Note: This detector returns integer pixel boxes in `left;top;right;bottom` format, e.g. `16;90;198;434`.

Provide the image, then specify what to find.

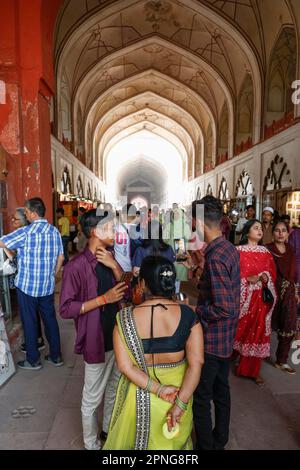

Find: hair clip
160;270;173;277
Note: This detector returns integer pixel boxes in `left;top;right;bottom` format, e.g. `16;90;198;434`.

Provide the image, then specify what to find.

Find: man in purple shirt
192;196;240;450
60;209;127;450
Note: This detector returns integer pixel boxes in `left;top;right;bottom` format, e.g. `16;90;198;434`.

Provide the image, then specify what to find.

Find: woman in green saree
104;256;204;450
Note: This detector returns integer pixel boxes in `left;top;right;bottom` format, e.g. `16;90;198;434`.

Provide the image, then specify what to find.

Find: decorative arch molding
55;0;262;108
96;108;195;180
58;70;71;141
86;70;215;167
71;35;234;156
218;101;229;160
90;91;204;165
94;186;98;202
265;26;297;126
86;69;215;131
87;182;92;200
235;170;254;197
206;183;213;196
236;73;254;148
263;154;292;192
100;119;191;183
218;177;230;201
76;175;84;198
60;165;72;194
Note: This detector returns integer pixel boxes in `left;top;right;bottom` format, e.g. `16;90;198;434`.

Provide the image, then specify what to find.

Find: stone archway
262;155;292;213
234;169;255;215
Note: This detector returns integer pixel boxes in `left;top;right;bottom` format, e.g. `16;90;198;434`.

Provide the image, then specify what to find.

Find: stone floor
0;280;299;450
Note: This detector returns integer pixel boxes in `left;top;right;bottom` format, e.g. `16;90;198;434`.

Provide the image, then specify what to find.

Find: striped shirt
1;219;63;297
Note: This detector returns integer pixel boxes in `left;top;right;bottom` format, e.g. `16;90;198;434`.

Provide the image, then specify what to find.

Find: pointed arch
235;170;254;198
263;155;292;192
218;101;229;161
265;26;297;126
218;177;230;201
204;123;213;172
236;73;254;148
206;183;213;196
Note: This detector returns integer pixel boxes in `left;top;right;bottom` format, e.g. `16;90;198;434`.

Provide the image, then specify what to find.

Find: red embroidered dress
233;245;277;377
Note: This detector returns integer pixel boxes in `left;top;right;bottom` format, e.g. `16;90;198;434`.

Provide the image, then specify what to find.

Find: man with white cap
262;206;274;245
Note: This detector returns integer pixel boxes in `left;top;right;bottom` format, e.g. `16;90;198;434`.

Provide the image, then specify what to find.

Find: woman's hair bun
159;264;176;292
139;256;176;298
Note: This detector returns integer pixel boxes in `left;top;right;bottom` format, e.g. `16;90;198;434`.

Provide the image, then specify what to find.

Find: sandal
273;362;296;375
254;376;265;386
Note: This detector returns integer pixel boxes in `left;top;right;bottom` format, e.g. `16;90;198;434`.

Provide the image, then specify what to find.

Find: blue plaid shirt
1;219;63;297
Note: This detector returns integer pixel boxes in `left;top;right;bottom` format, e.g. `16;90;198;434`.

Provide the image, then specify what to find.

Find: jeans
61;236;70;264
16;289;62;365
81;351;120;450
193;353;231;450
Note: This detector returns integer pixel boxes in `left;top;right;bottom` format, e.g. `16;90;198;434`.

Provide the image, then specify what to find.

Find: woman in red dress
267;221;299;374
233;220;277;386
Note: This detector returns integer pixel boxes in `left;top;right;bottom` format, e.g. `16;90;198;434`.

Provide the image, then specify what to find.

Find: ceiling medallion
144;0;180;32
143;44;163;54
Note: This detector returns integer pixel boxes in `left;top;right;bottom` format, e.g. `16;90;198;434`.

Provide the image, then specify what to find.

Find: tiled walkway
0;282;299;450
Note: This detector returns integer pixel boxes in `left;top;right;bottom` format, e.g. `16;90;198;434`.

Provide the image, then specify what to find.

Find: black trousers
193;353;231;450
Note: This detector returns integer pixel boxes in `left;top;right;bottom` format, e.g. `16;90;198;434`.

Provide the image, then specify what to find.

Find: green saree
103;306;193;450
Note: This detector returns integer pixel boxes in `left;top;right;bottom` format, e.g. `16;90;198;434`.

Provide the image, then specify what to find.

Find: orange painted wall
0;0;63;226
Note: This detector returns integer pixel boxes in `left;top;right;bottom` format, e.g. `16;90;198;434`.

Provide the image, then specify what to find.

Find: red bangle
102;295;107;304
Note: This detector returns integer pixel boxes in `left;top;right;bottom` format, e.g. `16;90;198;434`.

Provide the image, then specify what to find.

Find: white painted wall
186;122;300;215
51;136;106;202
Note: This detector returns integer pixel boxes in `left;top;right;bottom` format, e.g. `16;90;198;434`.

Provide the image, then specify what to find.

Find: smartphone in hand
120;271;133;286
174;238;188;261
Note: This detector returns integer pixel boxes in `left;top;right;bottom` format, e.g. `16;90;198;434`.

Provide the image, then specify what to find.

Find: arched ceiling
86;70;214;139
117;156;167;194
91;91;203;147
55;0;296;70
92;95;202;177
106;130;184;204
101;118;191;181
54;0;298;193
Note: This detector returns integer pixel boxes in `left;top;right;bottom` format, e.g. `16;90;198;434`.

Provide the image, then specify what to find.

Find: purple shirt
60;247;113;364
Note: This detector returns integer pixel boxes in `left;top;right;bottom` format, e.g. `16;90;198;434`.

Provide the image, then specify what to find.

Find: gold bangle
81;303;85;315
95;296;101;307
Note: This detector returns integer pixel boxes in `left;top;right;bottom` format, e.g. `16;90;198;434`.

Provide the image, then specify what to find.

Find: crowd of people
0;195;299;451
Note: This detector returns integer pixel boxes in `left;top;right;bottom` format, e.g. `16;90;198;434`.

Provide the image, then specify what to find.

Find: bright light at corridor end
105;130;185;207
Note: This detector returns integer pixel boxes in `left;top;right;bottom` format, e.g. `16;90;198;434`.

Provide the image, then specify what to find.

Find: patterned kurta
233;245;277;359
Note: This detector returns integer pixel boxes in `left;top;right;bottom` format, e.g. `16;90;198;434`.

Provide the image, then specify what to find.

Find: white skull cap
262;207;274;214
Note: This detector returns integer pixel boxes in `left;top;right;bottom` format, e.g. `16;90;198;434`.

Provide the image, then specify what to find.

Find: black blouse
141;304;199;354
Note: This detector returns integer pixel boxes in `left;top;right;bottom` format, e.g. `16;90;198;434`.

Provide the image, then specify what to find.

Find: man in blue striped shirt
0;198;64;370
